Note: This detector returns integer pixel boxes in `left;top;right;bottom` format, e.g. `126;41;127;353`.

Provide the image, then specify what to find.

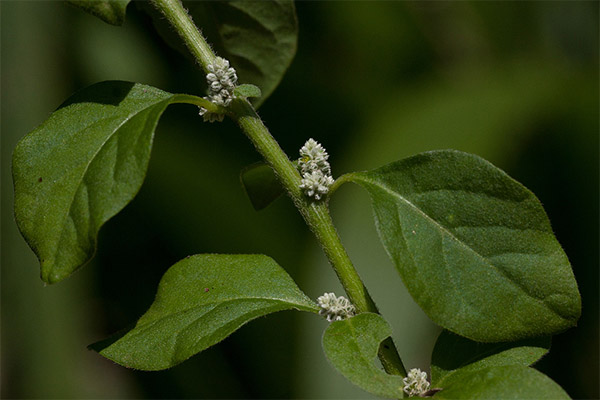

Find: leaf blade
141;0;297;107
94;254;318;370
67;0;129;26
13;81;208;284
322;313;405;398
431;330;551;386
240;162;284;211
347;150;580;342
432;365;570;399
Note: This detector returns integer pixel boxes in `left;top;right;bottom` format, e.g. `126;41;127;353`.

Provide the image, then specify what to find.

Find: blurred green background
2;1;598;398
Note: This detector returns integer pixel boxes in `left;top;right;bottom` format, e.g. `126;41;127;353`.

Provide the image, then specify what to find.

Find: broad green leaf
322;313;404;399
345;150;580;342
140;0;297;107
13;81;213;284
431;330;550;386
432;365;570;399
67;0;129;26
93;254;318;370
240;162;284;211
235;84;262;99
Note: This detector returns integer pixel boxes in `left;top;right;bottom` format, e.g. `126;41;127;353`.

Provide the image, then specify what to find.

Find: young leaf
235;84;262;99
13;81;213;284
322;313;404;399
344;150;580;342
432;365;570;399
240;162;284;211
140;0;297;107
92;254;319;370
67;0;129;26
431;330;550;386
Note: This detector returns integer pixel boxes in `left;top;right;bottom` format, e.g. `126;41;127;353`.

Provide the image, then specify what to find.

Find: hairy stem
151;0;407;379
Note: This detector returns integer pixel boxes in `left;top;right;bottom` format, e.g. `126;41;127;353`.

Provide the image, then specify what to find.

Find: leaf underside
139;0;297;108
240;162;284;210
322;313;405;399
348;150;580;342
430;330;551;386
93;254;318;370
67;0;130;26
13;81;206;284
432;365;570;399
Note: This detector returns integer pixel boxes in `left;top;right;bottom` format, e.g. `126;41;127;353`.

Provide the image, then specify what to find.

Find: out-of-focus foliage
2;1;597;399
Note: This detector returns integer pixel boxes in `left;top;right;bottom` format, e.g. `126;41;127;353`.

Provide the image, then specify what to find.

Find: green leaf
13;81;212;284
140;0;297;107
235;84;262;99
67;0;129;26
240;162;284;211
322;313;404;399
92;254;318;370
431;330;550;386
345;150;580;342
432;365;570;399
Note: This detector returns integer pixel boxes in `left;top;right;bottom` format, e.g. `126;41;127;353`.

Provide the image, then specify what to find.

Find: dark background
2;1;598;398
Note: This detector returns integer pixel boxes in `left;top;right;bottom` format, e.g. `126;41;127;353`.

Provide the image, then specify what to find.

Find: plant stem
149;0;216;71
151;0;407;379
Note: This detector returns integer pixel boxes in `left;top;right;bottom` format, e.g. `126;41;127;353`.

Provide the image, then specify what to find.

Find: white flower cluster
403;368;431;397
317;292;356;322
298;139;334;200
199;57;238;122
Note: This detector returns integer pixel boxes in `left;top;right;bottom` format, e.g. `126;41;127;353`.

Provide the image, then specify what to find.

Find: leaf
92;254;319;370
432;365;570;399
13;81;213;284
431;330;550;386
345;150;581;342
67;0;129;26
240;162;284;210
322;313;404;399
140;0;297;107
235;84;262;99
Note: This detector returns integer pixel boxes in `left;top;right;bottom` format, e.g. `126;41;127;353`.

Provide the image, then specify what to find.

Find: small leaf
431;330;550;386
240;162;284;211
235;84;262;99
13;81;212;284
67;0;129;26
140;0;297;107
346;150;580;342
322;313;404;399
93;254;319;370
432;365;570;399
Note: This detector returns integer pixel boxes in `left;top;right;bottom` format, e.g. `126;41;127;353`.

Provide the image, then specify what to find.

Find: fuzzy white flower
317;292;356;322
403;368;431;397
299;138;331;175
298;138;334;199
199;57;238;122
300;170;334;200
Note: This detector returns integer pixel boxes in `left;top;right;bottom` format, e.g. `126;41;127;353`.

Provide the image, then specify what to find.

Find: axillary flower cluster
403;368;431;397
317;292;356;322
199;57;238;122
298;139;334;200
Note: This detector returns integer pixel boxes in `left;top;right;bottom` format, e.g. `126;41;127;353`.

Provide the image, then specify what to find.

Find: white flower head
300;170;334;200
199;57;238;121
298;138;334;200
317;292;356;322
403;368;431;397
299;138;331;175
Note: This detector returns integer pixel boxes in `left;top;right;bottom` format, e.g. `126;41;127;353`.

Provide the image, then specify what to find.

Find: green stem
151;0;407;379
149;0;216;71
